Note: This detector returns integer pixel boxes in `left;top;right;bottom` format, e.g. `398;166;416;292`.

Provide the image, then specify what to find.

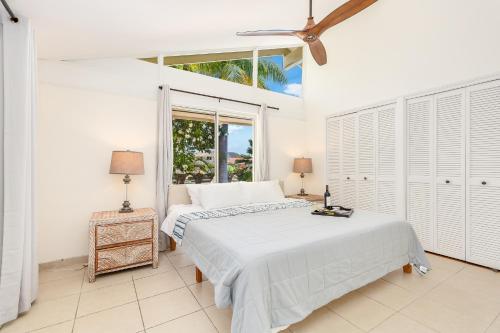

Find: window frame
148;44;304;99
172;106;256;184
256;47;303;97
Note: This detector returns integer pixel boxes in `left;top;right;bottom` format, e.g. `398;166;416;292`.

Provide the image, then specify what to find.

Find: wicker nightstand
286;194;323;202
88;208;158;282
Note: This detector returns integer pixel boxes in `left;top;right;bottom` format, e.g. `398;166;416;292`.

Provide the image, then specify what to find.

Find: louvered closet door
377;104;397;215
341;114;357;208
435;89;466;260
407;96;434;251
466;80;500;269
326;117;342;205
357;110;376;211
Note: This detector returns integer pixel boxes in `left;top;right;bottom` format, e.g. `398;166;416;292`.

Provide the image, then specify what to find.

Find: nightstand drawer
96;220;152;247
96;243;152;272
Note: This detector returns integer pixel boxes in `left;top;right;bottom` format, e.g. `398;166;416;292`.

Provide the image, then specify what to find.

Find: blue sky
261;55;303;97
227;124;252;154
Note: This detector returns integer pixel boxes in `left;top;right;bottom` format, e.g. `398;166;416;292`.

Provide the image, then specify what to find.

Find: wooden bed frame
166;183;412;283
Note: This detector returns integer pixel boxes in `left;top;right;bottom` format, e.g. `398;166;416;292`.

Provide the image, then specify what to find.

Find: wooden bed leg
403;263;412;274
195;266;203;283
169;236;176;251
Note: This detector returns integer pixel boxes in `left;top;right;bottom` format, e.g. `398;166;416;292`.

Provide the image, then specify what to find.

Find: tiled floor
1;250;499;333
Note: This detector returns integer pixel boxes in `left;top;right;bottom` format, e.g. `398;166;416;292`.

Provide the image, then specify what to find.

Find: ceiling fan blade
308;38;327;66
310;0;377;36
236;29;303;37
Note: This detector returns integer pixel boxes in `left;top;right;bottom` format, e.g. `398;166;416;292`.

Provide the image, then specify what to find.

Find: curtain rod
1;0;18;22
158;86;279;111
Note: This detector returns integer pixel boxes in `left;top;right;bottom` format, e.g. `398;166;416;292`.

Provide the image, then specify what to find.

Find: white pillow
185;184;202;206
241;180;285;204
197;182;246;210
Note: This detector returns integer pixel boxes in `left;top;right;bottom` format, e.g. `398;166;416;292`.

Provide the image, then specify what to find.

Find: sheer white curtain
155;85;173;251
255;103;270;181
0;16;38;325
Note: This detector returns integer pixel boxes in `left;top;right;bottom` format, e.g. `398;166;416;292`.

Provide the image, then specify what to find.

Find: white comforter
163;203;429;333
162;204;204;236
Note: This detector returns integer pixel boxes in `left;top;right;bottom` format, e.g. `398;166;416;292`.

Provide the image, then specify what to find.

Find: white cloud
283;83;302;97
228;125;244;134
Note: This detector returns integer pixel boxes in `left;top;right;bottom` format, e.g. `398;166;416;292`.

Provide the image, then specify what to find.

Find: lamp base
297;188;308;196
119;200;134;213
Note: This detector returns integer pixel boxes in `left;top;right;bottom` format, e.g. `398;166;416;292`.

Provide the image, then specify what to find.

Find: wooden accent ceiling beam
142;48;301;66
284;47;303;69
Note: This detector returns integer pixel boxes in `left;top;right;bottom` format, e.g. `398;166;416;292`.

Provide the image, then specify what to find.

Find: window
218;117;253;183
140;47;303;97
172;110;216;184
172;110;254;184
258;47;303;97
143;51;254;87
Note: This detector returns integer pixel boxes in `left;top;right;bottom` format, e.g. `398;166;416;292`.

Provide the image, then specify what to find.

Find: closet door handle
364;177;367;180
347;177;350;180
481;181;487;185
445;180;450;184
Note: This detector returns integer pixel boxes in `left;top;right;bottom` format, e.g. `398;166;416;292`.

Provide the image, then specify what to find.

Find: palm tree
171;58;287;90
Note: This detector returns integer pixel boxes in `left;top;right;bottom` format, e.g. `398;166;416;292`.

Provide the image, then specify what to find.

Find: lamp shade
293;158;312;173
109;151;144;175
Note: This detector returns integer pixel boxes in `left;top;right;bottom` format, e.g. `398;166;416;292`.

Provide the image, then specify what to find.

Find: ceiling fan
236;0;377;66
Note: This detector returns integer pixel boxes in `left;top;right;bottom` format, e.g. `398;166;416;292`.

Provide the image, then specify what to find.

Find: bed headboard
167;184;192;208
167;181;285;209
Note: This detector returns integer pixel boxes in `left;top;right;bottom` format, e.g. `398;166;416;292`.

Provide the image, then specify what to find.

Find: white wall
37;59;306;263
303;0;500;194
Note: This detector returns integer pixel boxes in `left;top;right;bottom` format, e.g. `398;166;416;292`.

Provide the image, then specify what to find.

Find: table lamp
293;157;312;196
109;150;144;213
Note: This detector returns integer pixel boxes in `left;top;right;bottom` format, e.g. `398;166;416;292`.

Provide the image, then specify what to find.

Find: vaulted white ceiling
9;0;346;60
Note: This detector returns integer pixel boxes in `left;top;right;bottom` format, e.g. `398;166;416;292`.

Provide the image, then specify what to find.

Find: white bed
162;183;429;333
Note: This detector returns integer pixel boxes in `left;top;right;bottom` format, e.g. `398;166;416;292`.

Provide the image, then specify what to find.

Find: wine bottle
324;185;332;209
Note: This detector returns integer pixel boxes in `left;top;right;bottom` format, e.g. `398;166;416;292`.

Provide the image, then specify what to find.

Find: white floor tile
204;305;232;333
358;279;417;310
189;281;215;308
30;320;74;333
328;291;394;331
401;297;492;333
369;313;434;333
73;302;143;333
77;281;136;317
37;274;83;302
290;307;363;333
0;295;78;333
134;269;185;299
146;310;216;333
139;287;200;328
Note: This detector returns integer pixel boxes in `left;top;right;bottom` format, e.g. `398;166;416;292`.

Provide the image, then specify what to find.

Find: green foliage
235;139;253;182
227;164;238;182
173;119;214;175
193;159;214;175
236;168;253;182
257;58;288;89
171;58;287;90
173;119;254;183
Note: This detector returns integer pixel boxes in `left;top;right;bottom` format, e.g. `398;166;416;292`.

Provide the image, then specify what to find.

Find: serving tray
311;206;353;218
